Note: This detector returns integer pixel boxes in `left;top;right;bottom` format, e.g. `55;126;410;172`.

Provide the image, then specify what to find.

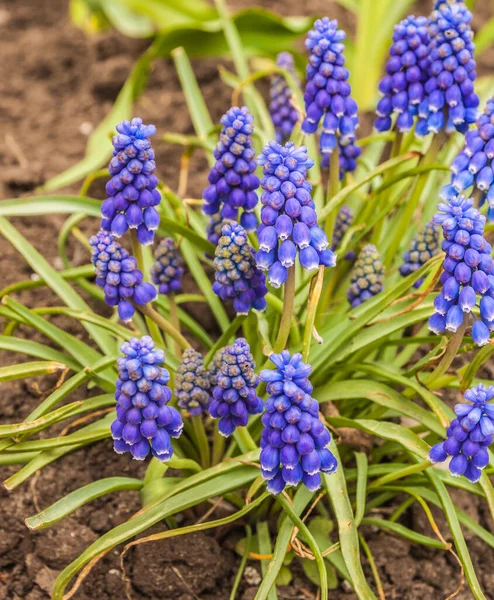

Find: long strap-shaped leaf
324;441;377;600
0;217;114;355
26;477;143;529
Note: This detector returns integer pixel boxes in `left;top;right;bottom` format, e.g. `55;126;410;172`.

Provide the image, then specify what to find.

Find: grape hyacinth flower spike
399;221;440;287
213;221;268;314
270;52;300;142
90;230;156;322
202;106;259;232
210;338;263;436
151;237;184;295
375;15;431;133
429;195;494;346
442;98;494;219
175;348;211;416
111;336;183;461
347;244;385;307
260;351;338;494
331;205;355;260
256;141;336;287
302;17;360;177
429;383;494;482
101;118;161;246
416;0;479;136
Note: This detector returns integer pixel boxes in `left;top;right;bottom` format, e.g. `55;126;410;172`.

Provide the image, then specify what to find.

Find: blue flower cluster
347;244;385;307
151;237;184;295
206;213;226;247
331;205;355;259
89;230;156;322
111;336;183;461
375;15;431;133
259;351;338;494
301;17;360;176
175;348;211;416
213;221;268;314
101;118;161;246
416;0;479;136
429;383;494;482
429;195;494;346
270;52;300;142
442;98;494;219
202;106;259;232
256;141;336;287
210;338;263;436
399;221;440;287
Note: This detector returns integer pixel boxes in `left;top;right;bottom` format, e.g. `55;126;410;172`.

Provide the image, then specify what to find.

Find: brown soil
0;0;494;599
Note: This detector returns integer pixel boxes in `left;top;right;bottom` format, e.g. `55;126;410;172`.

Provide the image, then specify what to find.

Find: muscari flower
331;205;355;260
175;348;211;416
399;221;440;287
442;98;494;220
256;141;336;287
429;383;494;482
210;338;263;436
111;336;183;461
213;221;268;314
207;347;226;389
375;15;431;133
270;52;300;142
90;230;156;322
347;244;385;307
302;17;360;177
260;351;338;494
202;106;259;232
429;195;494;346
206;213;226;247
416;0;479;136
101;118;161;246
151;237;184;295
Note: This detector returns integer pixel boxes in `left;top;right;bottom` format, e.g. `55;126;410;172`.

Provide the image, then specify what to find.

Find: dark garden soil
1;0;494;598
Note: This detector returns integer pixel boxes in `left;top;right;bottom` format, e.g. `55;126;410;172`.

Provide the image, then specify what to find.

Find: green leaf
100;0;155;37
0;336;80;371
257;521;277;600
26;477;143;529
354;453;368;527
323;441;377;600
361;517;444;549
316;380;443;436
0;217;114;356
0;361;67;383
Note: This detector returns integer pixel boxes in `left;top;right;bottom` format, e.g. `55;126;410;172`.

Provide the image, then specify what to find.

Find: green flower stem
139;304;191;351
424;322;467;389
143;458;168;487
230;525;252;600
324;145;341;243
212;422;226;465
168;292;181;356
273;267;296;353
192;415;211;469
234;425;258;453
129;230;164;346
